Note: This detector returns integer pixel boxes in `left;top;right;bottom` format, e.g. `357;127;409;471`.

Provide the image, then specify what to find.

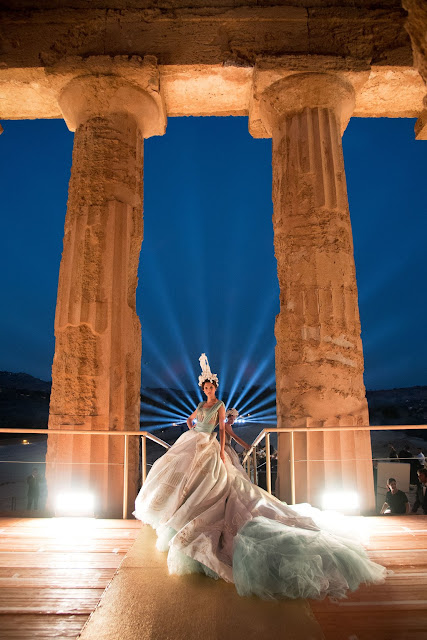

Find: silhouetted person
416;448;426;467
398;445;412;460
412;469;427;515
388;444;398;460
27;468;40;510
398;445;419;484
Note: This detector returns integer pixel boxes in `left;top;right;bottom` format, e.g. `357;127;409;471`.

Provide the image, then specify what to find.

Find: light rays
226;292;278;409
137;117;280;429
232;352;275;410
237;374;276;414
142;339;195;413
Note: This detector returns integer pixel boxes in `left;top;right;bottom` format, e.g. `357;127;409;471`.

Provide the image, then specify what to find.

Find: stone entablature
0;4;411;69
1;3;424;124
0;59;424;122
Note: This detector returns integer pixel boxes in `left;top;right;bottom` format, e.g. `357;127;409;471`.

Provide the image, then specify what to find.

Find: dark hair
387;478;396;484
202;379;218;389
418;468;427;476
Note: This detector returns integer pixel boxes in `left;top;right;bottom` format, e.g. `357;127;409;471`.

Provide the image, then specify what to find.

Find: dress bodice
194;400;224;434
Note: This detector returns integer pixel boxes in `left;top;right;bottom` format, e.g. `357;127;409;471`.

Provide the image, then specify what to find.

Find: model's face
227;415;236;426
203;382;216;397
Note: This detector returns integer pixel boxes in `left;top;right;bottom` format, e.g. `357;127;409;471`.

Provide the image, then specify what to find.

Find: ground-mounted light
321;490;360;512
22;439;29;445
54;491;96;517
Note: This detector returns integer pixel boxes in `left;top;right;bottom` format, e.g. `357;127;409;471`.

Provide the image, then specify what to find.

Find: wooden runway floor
0;517;139;640
310;515;427;639
0;516;426;640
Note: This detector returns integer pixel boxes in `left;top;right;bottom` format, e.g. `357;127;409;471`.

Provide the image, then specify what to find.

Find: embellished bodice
194;400;224;434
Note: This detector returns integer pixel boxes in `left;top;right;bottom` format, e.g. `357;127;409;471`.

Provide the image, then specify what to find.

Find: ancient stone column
403;0;427;139
46;70;165;517
259;72;375;512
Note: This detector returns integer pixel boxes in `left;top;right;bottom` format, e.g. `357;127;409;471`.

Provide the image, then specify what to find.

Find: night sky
0;116;426;401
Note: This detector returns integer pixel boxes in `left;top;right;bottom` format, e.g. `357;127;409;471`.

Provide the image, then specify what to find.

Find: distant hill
367;386;427;427
0;372;426;432
0;372;51;393
0;372;51;430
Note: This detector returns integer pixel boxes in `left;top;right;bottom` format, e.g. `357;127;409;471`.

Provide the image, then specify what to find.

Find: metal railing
1;423;425;516
242;424;427;503
0;427;170;518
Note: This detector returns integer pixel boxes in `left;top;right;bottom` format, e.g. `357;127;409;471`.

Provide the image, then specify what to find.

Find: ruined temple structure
1;1;426;516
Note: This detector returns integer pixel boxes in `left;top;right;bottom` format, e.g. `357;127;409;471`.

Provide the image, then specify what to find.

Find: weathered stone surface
0;2;424;122
403;0;427;138
46;73;163;517
260;73;375;511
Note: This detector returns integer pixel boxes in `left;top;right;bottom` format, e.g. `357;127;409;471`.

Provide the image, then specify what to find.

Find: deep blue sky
0;116;426;394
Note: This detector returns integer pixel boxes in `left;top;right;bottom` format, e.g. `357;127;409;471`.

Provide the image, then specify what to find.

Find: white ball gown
134;399;386;600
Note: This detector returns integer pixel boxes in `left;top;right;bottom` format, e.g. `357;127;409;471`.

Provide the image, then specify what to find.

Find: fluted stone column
46;71;165;517
259;72;375;511
403;0;427;139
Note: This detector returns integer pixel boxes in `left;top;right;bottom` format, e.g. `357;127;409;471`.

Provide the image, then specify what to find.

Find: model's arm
187;408;197;430
218;404;226;463
225;423;250;450
380;502;389;515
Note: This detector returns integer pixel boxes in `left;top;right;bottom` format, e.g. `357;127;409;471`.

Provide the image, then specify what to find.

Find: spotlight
321;490;360;512
55;491;95;517
22;439;30;445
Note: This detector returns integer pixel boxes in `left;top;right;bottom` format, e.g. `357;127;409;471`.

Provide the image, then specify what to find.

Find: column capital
256;72;355;137
55;55;166;138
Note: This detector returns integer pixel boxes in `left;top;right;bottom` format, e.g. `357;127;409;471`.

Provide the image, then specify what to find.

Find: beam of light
243;409;277;421
242;417;278;425
232;351;274;410
226;292;278;409
141;404;189;420
237;377;276;415
241;404;277;419
145;265;203;399
143;339;196;411
141;385;194;417
237;389;276;417
141;406;188;421
142;415;187;424
226;356;251;411
142;363;194;414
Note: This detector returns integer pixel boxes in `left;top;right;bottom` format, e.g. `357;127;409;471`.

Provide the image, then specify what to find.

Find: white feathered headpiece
226;407;239;419
198;353;219;388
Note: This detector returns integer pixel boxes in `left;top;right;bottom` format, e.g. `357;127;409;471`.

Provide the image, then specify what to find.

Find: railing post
122;434;129;520
141;434;147;484
290;430;296;505
252;447;258;485
265;432;272;495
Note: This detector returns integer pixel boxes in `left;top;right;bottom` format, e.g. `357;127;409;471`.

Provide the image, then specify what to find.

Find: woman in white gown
134;355;386;600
